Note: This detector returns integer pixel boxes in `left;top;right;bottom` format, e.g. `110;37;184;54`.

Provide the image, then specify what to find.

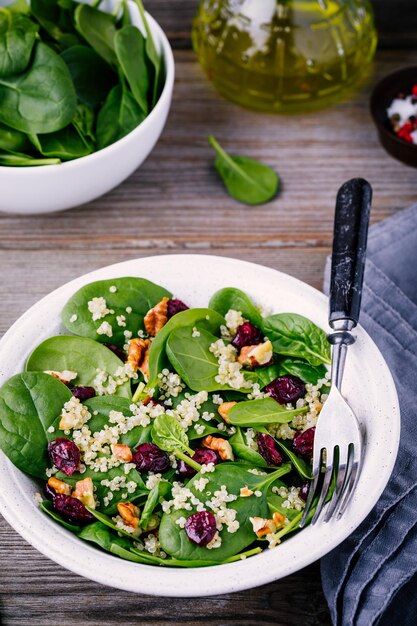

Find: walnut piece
218;401;237;424
238;340;273;368
202;435;234;461
127;338;151;380
250;512;287;537
45;369;77;385
48;477;71;496
144;297;169;336
72;477;95;509
117;502;140;529
111;443;133;462
240;486;254;497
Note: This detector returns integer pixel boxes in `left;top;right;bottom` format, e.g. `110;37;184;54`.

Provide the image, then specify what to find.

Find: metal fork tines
300;328;362;527
299;177;372;528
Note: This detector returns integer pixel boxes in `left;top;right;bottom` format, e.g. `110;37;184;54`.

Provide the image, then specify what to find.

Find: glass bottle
192;0;377;113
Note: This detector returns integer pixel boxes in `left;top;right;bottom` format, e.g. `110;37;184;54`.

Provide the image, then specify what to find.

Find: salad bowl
0;255;400;596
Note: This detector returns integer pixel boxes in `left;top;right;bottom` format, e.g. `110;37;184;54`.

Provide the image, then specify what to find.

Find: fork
299;178;373;527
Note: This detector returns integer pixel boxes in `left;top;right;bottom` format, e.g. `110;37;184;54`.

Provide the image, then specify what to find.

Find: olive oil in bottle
192;0;377;113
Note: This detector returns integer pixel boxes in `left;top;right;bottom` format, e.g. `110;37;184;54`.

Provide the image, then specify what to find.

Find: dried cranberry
231;322;264;350
265;375;306;405
185;511;217;546
167;299;189;319
256;433;283;466
48;438;80;476
53;494;95;526
70;386;96;401
177;448;220;478
104;342;126;361
132;443;170;473
299;481;310;502
44;482;57;501
293;427;315;458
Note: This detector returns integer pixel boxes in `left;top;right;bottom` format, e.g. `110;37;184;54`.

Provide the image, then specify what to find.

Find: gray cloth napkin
321;203;417;626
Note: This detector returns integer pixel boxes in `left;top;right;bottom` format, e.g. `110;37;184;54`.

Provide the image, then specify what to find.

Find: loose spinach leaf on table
262;313;331;366
159;462;291;561
62;277;171;348
96;83;146;150
74;3;117;67
0;9;39;78
0;372;72;479
84;396;152;448
61;45;117;109
30;123;93;160
0;42;77;134
228;398;308;427
40;499;82;533
26;336;132;398
166;326;236;393
115;25;149;115
209;287;263;328
208;135;279;206
146;308;225;393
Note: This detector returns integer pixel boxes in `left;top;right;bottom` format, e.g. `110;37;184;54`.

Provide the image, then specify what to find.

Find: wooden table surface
1;3;417;624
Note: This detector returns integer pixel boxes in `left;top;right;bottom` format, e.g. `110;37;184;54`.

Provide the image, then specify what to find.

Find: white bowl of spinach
0;0;174;214
0;255;399;596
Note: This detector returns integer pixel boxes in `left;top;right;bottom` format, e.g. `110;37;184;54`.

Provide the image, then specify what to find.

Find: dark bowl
370;66;417;167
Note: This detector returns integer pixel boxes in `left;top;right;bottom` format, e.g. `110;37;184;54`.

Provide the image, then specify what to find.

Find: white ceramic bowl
0;255;400;596
0;1;174;215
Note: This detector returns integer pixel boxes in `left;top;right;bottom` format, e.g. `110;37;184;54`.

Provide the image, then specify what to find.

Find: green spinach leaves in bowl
0;0;163;166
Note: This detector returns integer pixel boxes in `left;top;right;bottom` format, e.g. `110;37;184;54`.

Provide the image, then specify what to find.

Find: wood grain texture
0;34;417;626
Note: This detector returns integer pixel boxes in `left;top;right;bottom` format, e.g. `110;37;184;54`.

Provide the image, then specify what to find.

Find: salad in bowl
0;276;332;568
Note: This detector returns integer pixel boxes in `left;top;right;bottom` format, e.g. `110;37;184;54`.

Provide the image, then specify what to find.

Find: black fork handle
329;178;373;328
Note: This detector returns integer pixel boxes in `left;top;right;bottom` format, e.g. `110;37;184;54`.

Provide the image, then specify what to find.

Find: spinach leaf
58;465;148;515
79;521;132;552
134;0;161;107
84;396;152;448
0;9;39;78
166;326;235;393
273;437;313;479
267;491;300;521
31;0;80;48
0;123;32;153
26;336;132;398
209;287;263;327
229;427;268;466
139;480;171;530
30;123;93;160
263;313;331;366
62;277;171;348
208;135;279;206
0;42;77;134
228;398;308;427
152;414;193;455
187;421;221;441
277;357;328;385
85;506;137;540
115;25;149;115
72;103;95;143
146;308;225;394
74;4;117;66
96;82;146;150
159;462;291;561
39;499;82;533
0;372;72;479
0;152;60;166
252;363;282;389
61;44;117;109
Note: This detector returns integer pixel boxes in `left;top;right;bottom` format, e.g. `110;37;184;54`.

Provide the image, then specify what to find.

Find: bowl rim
0;254;401;596
0;8;175;174
370;65;417;149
